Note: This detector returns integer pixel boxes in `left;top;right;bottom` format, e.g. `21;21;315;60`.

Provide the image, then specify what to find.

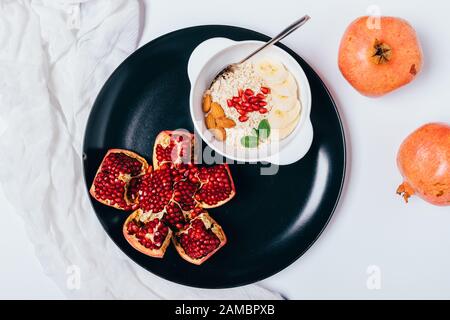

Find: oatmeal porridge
202;57;301;150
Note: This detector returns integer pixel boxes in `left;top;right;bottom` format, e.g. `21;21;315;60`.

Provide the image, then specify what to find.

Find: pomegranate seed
226;99;233;107
260;87;270;94
232;97;240;103
237;109;247;116
137;230;146;239
175;223;184;229
238;89;244;97
259;101;267;107
252;104;260;111
239;115;249;122
259;108;268;114
242;102;250;108
244;88;254;96
256;93;265;100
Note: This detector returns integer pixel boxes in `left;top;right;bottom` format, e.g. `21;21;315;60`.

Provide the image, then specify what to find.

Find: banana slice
268;99;301;129
253;57;289;85
278;115;300;139
271;93;297;111
270;73;298;97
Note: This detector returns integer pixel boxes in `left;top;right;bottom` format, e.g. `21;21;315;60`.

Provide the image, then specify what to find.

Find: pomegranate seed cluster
178;218;221;259
137;169;173;213
90;131;234;264
227;87;271;122
154;133;192;167
195;166;234;206
173;180;198;211
92;151;145;210
163;201;185;230
127;218;169;249
155;142;175;165
105;152;143;176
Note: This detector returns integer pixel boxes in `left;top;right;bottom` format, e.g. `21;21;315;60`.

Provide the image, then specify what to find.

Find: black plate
83;25;346;288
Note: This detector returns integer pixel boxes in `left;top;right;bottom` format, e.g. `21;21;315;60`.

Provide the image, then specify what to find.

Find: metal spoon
215;15;311;80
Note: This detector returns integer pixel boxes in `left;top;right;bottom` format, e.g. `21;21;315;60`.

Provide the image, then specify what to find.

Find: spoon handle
239;15;311;64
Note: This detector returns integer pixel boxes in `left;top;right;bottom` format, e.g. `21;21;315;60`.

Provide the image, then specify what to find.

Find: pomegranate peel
172;212;227;265
123;209;172;258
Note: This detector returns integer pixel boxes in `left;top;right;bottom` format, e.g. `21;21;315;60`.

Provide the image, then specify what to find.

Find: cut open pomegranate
134;167;174;214
194;164;235;208
152;131;235;208
90;149;149;210
126;166;188;231
172;211;227;265
152;130;195;169
123;209;172;258
90;131;236;265
128;163;234;230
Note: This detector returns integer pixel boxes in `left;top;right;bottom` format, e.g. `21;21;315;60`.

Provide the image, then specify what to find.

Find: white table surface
1;0;449;299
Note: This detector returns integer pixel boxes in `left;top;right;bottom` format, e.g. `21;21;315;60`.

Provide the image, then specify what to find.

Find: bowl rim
189;39;312;163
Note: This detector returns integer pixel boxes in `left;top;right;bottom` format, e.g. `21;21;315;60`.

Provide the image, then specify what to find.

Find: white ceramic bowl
188;37;313;165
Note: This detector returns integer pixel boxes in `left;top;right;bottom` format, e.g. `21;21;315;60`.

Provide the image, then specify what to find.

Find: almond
210;102;225;118
202;94;212;113
210;127;226;141
216;117;236;128
205;113;216;129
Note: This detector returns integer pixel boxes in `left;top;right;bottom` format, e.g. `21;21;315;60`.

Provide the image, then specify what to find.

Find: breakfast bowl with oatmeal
188;37;313;165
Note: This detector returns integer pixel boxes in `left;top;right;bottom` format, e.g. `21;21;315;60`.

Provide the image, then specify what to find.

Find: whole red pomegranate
397;123;450;206
339;16;423;97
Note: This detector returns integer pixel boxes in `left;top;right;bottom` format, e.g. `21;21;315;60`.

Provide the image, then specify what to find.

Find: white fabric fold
0;0;281;299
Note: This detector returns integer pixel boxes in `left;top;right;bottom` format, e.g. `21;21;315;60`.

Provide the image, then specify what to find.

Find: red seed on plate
242;95;247;102
232;97;240;103
259;101;267;107
238;89;244;97
227;99;233;107
237;109;247;116
259;108;268;114
249;97;258;103
256;93;265;100
260;87;271;94
244;89;254;96
242;102;250;108
239;115;249;122
252;104;260;111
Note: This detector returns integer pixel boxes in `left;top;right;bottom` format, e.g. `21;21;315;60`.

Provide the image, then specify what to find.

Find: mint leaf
257;119;271;140
251;128;258;137
241;135;259;148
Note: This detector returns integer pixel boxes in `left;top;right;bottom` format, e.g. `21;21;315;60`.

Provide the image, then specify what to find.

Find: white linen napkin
0;0;281;299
